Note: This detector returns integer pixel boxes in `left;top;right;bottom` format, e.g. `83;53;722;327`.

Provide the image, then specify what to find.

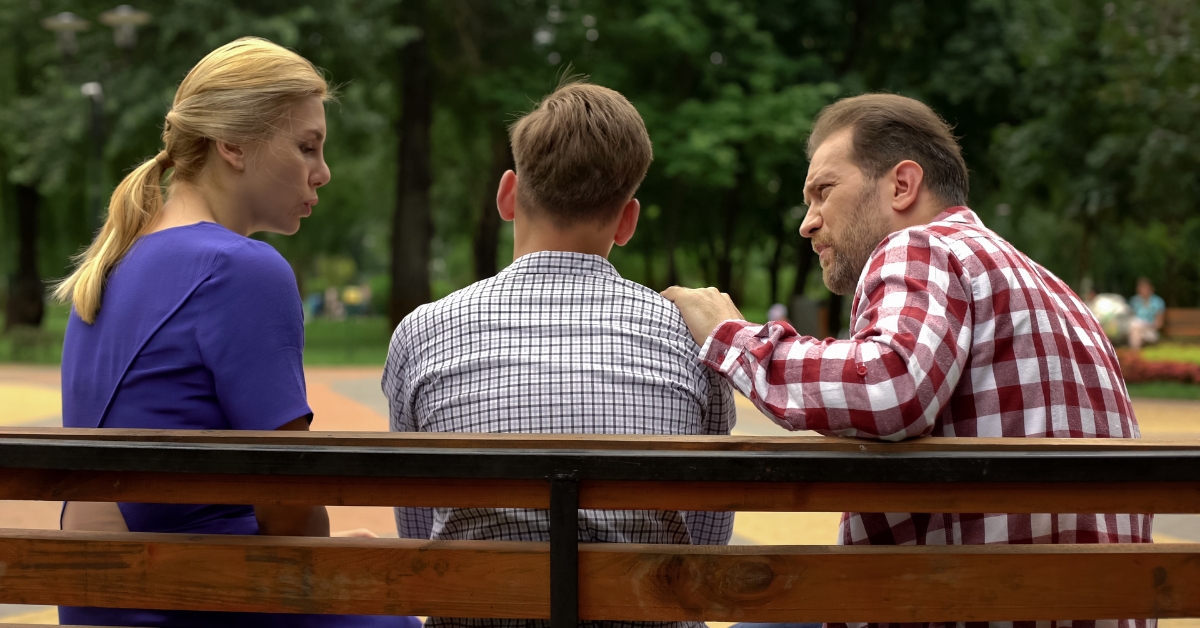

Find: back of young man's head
509;79;653;228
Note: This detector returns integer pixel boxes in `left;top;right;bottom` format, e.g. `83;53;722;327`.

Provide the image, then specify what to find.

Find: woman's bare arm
254;416;331;536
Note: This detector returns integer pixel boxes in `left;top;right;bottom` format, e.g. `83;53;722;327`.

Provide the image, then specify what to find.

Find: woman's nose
313;159;331;188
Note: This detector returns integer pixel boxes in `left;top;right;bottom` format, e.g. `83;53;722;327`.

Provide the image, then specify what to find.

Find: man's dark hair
806;93;969;207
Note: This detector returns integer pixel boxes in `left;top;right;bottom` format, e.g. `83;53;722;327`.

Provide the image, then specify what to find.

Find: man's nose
799;206;821;239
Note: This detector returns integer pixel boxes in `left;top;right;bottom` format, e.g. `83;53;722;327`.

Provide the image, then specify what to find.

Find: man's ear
890;160;924;213
214;140;247;172
613;198;640;246
497;170;518;222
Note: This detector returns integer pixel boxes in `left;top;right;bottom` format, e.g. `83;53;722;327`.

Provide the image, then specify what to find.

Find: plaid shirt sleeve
682;371;737;545
383;324;435;540
699;228;974;442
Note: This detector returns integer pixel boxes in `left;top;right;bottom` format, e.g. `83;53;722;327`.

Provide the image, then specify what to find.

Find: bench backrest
1165;307;1200;340
1;428;1199;625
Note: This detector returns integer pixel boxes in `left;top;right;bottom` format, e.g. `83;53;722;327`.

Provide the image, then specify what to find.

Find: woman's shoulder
145;223;296;299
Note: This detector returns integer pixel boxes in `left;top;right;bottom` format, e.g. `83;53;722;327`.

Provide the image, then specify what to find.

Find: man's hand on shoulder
660;286;746;346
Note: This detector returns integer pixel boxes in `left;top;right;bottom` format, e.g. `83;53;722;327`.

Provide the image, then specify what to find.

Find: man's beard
816;183;891;296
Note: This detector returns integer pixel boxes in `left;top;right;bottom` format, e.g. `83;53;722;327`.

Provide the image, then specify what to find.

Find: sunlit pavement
2;364;1199;625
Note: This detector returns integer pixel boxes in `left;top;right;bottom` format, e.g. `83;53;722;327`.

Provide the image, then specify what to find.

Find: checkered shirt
700;207;1152;628
383;250;736;628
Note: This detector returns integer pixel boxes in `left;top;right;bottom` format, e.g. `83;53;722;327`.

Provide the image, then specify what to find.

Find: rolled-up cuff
698;319;761;373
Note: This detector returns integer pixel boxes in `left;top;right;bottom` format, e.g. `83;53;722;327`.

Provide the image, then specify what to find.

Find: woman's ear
215;140;247;172
497;170;518;222
613;198;641;246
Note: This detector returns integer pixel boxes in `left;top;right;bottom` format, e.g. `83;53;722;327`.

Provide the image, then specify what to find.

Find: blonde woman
56;38;418;628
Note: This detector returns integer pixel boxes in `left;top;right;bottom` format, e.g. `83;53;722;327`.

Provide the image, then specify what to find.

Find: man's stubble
820;182;892;296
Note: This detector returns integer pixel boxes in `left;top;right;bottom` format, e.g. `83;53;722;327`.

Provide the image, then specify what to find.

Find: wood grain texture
4;469;1200;513
0;469;549;508
2;427;1199;452
0;530;549;618
580;543;1200;622
1;530;1197;621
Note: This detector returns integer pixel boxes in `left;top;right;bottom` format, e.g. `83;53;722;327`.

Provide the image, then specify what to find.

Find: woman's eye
300;144;315;154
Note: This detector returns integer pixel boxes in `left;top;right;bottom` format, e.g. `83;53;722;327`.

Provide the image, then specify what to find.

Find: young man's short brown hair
509;79;653;227
807;93;969;207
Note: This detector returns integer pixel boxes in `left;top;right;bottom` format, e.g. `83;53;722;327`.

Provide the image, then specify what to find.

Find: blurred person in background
54;37;416;628
1129;277;1166;350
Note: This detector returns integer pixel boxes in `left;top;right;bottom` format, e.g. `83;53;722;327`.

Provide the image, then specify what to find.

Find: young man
665;94;1149;627
383;80;735;628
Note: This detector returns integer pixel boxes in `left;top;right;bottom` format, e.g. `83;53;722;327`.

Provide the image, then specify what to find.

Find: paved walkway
1;364;1198;624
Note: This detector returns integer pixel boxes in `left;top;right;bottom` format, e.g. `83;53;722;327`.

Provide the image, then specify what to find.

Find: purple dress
60;222;418;628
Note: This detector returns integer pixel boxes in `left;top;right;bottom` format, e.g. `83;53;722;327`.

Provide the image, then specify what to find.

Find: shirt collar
933;205;981;225
500;250;621;279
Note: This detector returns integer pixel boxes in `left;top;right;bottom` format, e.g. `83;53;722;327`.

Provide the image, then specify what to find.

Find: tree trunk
5;183;45;330
389;0;433;329
767;235;782;305
827;291;844;339
473;132;512;281
716;155;745;298
791;242;815;302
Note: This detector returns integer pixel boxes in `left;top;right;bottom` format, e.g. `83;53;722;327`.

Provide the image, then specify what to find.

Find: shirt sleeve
194;241;311;432
698;228;973;442
383;322;434;539
682;370;737;545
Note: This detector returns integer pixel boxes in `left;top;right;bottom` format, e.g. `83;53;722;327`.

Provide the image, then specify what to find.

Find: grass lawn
6;309;1200;398
303;316;392;366
0;305;392;366
1126;381;1200;401
1142;342;1200;366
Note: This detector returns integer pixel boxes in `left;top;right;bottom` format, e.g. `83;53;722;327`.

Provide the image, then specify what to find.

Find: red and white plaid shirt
701;207;1151;627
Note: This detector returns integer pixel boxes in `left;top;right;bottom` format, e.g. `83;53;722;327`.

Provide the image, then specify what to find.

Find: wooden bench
1165;307;1200;341
1;427;1199;624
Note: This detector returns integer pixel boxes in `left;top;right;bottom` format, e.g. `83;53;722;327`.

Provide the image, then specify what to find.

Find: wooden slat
1;530;1198;621
582;543;1200;622
5;468;1200;513
2;427;1199;452
0;530;548;619
0;469;549;508
1165;308;1200;338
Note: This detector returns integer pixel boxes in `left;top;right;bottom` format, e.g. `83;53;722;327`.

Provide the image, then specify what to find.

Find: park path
1;364;1199;625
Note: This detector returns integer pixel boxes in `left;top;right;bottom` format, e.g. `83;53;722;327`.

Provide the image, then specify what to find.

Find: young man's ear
497;170;518;222
613;198;640;246
890;160;924;213
214;140;247;172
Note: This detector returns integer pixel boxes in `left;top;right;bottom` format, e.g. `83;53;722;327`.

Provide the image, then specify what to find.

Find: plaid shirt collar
934;205;979;225
501;250;621;279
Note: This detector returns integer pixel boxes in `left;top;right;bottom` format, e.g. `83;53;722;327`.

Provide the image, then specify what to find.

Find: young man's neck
511;215;617;260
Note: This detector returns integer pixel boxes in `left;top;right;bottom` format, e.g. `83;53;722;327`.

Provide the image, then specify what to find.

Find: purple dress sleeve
193;239;312;430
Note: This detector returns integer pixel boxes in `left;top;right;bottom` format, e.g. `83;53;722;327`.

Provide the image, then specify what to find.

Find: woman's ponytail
51;36;329;325
52;152;170;324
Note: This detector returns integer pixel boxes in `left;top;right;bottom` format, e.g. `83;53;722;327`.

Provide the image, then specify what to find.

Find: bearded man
664;94;1150;583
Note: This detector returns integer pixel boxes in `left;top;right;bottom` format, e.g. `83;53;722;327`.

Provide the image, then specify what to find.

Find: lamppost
40;12;90;57
100;5;152;51
42;6;152;230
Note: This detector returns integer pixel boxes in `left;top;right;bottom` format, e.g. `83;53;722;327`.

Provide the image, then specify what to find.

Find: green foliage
2;0;1199;343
